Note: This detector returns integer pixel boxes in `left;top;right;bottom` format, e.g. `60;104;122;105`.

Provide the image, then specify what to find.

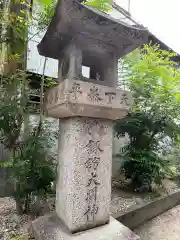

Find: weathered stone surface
57;40;119;87
56;117;113;233
30;213;139;240
35;1;137;238
45;79;132;120
37;0;148;60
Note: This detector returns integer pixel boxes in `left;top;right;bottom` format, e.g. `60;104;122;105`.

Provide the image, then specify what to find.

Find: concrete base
30;213;139;240
113;190;180;230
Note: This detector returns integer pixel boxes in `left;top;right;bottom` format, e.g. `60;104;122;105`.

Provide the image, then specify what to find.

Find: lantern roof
38;0;148;59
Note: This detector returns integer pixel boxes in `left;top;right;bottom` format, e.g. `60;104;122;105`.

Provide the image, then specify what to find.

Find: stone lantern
30;1;147;239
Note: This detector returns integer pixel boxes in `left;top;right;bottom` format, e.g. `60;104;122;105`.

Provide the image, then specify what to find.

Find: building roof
148;34;180;62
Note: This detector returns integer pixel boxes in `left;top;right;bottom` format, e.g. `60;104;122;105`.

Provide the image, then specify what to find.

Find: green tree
13;120;57;214
0;69;57;214
115;44;180;191
0;0;58;214
125;45;180;120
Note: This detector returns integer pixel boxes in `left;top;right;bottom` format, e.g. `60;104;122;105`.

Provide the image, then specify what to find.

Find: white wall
26;3;58;78
112;134;130;177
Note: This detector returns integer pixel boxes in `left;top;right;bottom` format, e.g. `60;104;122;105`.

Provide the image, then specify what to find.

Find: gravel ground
135;204;180;240
0;180;179;239
0;195;136;239
0;198;32;240
111;179;180;215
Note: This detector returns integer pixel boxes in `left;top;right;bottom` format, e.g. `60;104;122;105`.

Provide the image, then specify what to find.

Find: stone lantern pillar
30;0;147;239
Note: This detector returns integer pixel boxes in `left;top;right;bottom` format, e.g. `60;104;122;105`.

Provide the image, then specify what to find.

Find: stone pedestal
30;213;139;240
56;117;112;233
44;79;132;120
30;79;138;239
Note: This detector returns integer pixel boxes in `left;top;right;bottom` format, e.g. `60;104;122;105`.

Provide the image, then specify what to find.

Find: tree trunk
24;194;30;214
15;199;24;215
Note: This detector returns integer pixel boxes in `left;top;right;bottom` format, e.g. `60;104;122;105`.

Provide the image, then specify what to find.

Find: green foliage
0;71;29;149
10;234;28;240
36;0;55;6
0;70;57;214
122;150;166;189
0;0;31;57
115;112;175;190
83;0;112;12
115;112;180;152
12;120;57;213
0;0;59;213
37;0;56;31
116;44;180;191
124;44;180;119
